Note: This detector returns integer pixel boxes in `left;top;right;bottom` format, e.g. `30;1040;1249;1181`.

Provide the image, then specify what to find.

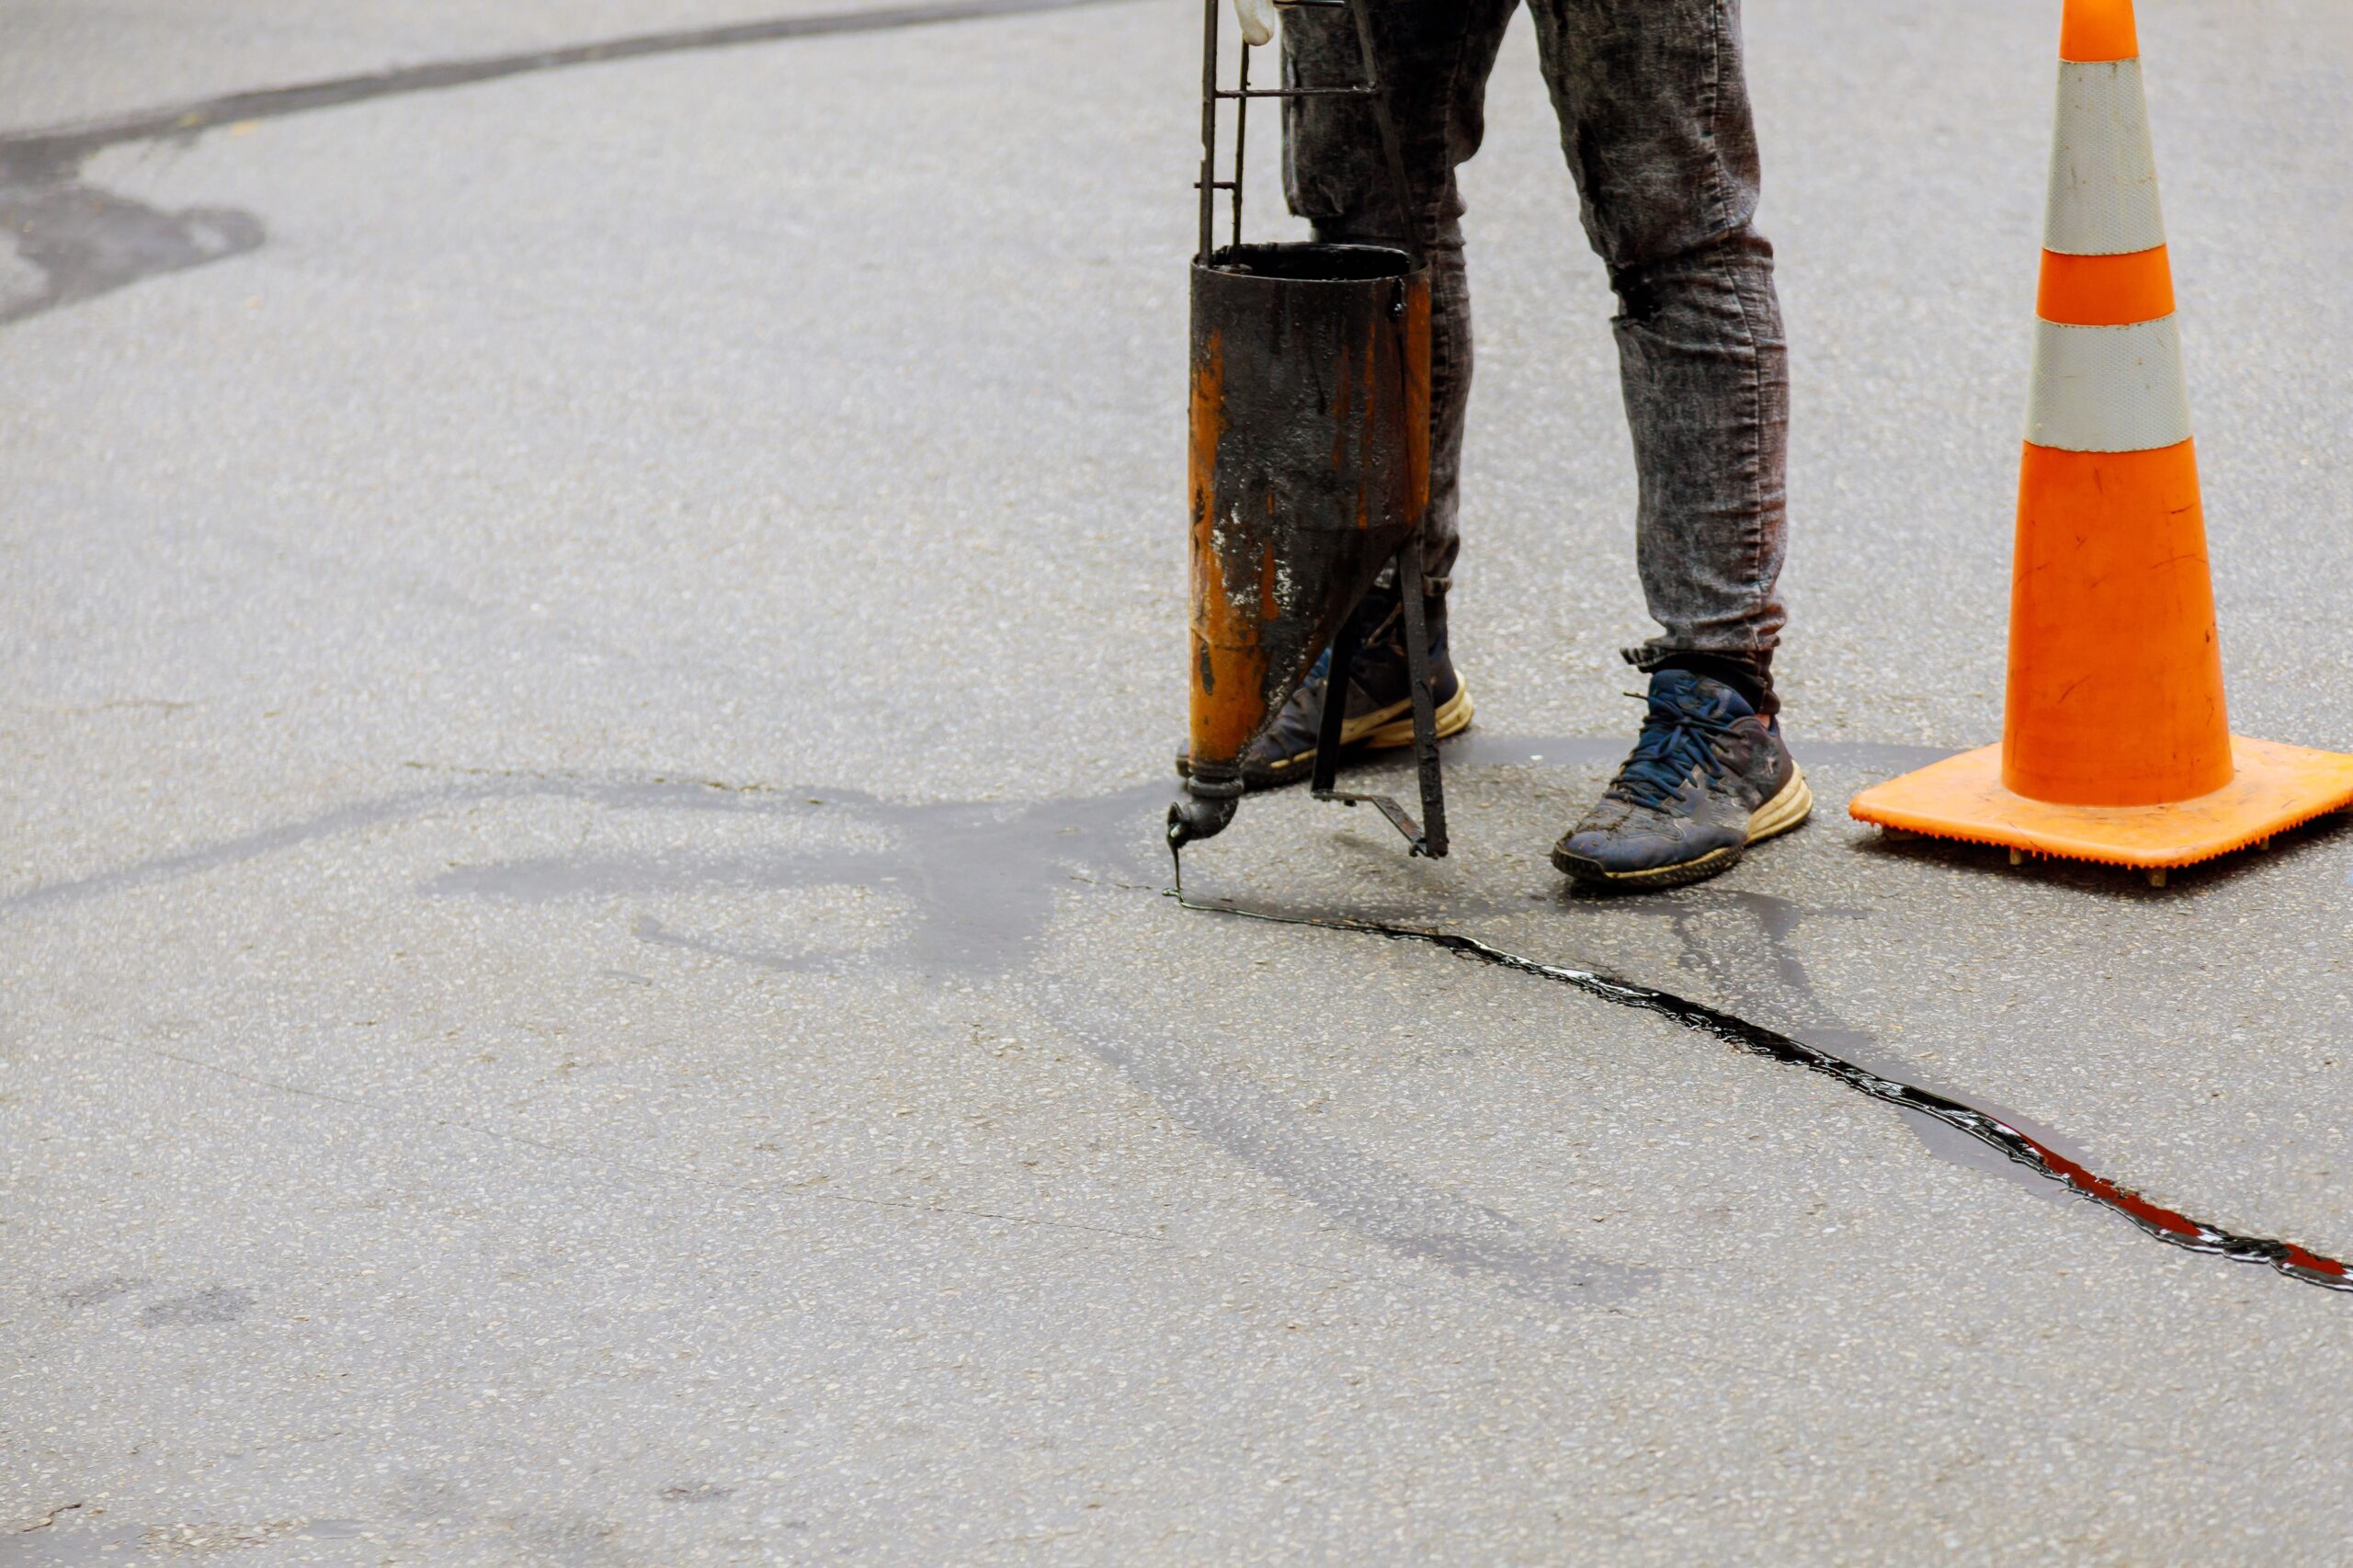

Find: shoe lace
1606;687;1745;812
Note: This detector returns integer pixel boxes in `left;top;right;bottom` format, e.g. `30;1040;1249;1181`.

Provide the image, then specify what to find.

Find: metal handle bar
1194;0;1422;268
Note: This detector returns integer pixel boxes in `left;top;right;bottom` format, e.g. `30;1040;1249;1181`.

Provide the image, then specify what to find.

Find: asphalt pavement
6;0;2353;1561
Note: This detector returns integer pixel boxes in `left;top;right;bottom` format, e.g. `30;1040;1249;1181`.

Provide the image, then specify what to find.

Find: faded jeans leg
1530;0;1790;695
1281;0;1790;702
1608;233;1789;676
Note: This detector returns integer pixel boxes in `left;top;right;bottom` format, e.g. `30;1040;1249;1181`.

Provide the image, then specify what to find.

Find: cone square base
1848;736;2353;869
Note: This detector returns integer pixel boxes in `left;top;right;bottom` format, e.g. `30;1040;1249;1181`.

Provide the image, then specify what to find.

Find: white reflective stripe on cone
2043;59;2165;257
2025;315;2194;453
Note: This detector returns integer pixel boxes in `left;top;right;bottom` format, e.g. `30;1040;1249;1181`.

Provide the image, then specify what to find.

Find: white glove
1232;0;1277;47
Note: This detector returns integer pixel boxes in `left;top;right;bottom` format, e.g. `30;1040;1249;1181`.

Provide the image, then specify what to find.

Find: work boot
1549;668;1812;892
1175;587;1473;791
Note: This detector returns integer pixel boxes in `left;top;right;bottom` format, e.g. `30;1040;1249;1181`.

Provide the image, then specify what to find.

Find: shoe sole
1551;766;1814;892
1179;684;1476;790
1745;766;1815;844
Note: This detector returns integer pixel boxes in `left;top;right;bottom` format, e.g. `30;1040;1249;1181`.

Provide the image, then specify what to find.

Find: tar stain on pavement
6;768;1163;978
1173;881;2353;1297
0;1516;372;1565
0;180;261;325
47;1277;261;1326
13;745;2349;1305
420;776;1169;977
1040;987;1662;1307
48;1276;150;1312
0;0;1143;327
135;1286;256;1327
405;776;1658;1303
1544;882;2097;1200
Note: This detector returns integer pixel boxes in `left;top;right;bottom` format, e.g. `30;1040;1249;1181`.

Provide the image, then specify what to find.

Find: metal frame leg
1393;533;1449;858
1309;616;1361;798
1309;539;1449;858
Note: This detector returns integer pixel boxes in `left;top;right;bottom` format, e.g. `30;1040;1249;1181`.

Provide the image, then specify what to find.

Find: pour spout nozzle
1166;792;1239;849
1168;767;1244;849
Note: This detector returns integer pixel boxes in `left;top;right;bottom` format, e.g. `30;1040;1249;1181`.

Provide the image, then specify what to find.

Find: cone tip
2060;0;2140;62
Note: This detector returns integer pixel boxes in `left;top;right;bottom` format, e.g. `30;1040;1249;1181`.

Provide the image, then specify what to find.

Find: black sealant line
1170;858;2353;1298
0;0;1142;179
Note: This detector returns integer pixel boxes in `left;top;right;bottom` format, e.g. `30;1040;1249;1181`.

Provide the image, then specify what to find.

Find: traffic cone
1850;0;2353;883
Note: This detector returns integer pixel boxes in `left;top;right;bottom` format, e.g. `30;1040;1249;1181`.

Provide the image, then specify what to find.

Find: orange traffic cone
1850;0;2353;882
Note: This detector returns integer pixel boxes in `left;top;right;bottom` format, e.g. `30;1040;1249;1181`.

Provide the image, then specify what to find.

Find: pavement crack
1173;889;2353;1298
17;1503;85;1533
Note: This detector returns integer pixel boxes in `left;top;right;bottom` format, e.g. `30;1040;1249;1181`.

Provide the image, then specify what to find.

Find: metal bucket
1171;239;1433;846
1168;0;1449;858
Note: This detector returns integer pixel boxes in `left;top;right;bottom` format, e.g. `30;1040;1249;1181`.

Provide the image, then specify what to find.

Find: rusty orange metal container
1169;241;1432;846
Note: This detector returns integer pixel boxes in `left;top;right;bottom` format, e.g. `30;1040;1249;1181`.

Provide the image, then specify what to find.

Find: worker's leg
1527;0;1789;709
1534;0;1807;890
1280;0;1518;599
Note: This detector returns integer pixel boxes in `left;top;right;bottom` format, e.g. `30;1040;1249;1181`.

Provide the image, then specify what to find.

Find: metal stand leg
1311;541;1449;858
1309;616;1361;799
1393;532;1449;858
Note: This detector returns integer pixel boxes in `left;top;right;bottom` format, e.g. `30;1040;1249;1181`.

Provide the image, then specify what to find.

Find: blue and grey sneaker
1550;668;1812;891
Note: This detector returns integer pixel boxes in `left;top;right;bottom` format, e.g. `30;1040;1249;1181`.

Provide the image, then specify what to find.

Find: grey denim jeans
1282;0;1790;685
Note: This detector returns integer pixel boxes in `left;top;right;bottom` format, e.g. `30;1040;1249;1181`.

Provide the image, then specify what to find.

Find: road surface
6;0;2353;1560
